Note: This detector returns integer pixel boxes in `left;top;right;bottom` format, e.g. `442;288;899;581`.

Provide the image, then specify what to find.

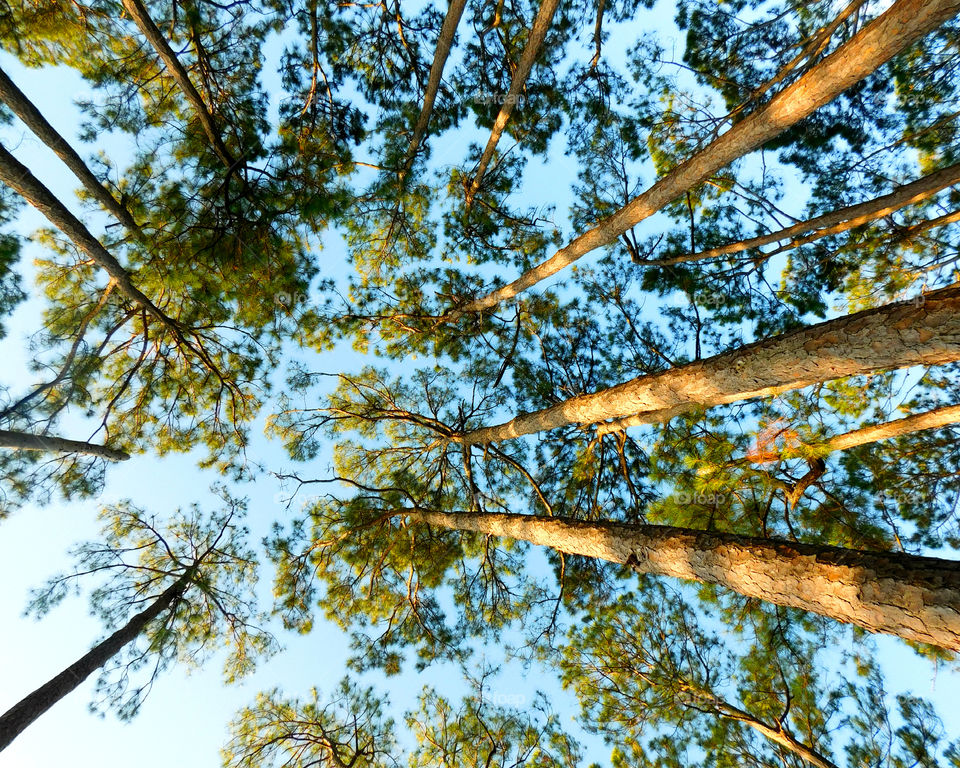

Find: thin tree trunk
463;0;561;205
455;0;960;313
402;508;960;650
0;429;130;461
0;143;170;325
0;573;190;752
0;65;143;236
120;0;235;169
640;161;960;268
457;283;960;444
714;700;840;768
399;0;468;176
0;142;226;381
813;403;960;454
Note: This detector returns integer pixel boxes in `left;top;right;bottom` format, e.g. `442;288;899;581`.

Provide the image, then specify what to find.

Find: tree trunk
464;0;561;205
399;0;468;175
0;573;190;752
714;700;840;768
403;508;960;650
0;143;219;376
816;403;960;453
641;161;960;268
0;429;130;461
120;0;235;169
459;283;960;444
0;65;143;236
456;0;960;313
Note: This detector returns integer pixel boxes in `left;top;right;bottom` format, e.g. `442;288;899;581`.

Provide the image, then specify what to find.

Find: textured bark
642;161;960;268
0;429;130;461
0;573;190;753
399;0;468;175
121;0;234;168
459;283;960;444
821;403;960;453
456;0;960;313
0;65;143;236
463;0;561;205
403;509;960;650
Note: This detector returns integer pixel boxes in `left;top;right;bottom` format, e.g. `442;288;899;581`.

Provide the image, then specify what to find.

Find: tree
459;283;960;444
0;491;273;752
454;0;960;314
223;675;582;768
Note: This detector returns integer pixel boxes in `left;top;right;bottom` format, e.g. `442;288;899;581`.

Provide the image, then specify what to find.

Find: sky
2;3;960;767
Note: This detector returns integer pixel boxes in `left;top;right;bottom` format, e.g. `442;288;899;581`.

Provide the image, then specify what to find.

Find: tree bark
463;0;561;205
455;0;960;313
458;283;960;444
816;403;960;453
0;429;130;461
640;161;960;268
0;573;190;753
402;508;960;650
120;0;235;169
399;0;468;176
0;65;143;236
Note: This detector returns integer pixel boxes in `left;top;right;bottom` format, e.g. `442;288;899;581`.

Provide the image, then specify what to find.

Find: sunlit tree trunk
120;0;235;168
818;404;960;453
459;283;960;444
714;700;839;768
641;161;960;267
0;65;143;236
403;508;960;650
464;0;561;205
0;572;190;753
456;0;960;313
399;0;468;175
0;429;130;461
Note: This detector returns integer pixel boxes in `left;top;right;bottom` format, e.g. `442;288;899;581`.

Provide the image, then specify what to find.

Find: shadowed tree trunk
0;143;223;376
459;283;960;444
120;0;235;169
455;0;960;313
464;0;561;205
399;0;468;176
0;65;143;236
0;571;191;753
640;161;960;267
401;508;960;650
0;429;130;461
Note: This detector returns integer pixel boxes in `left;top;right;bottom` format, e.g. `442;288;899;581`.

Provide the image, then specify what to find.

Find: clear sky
2;6;960;767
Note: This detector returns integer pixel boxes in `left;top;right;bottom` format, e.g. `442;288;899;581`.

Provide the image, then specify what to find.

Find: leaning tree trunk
0;572;190;753
455;0;960;313
402;509;960;651
642;161;960;268
0;429;130;461
0;143;221;375
399;0;468;176
120;0;234;169
0;65;143;236
814;403;960;454
464;0;561;205
459;283;960;444
714;700;840;768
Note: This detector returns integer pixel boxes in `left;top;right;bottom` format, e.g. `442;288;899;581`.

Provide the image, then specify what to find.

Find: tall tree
0;491;273;752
